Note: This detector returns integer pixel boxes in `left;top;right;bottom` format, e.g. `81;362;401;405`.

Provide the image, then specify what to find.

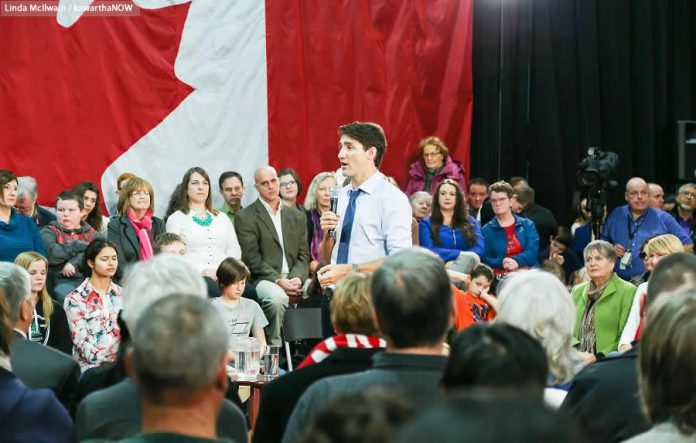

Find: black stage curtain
471;0;696;224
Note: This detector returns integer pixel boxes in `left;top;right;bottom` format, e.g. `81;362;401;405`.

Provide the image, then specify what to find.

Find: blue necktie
336;189;361;264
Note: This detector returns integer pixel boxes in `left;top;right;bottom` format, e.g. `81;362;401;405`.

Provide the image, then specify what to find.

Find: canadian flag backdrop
0;0;473;214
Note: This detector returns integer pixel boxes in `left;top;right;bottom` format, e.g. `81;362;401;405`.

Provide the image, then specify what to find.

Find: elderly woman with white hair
571;240;636;356
495;270;588;406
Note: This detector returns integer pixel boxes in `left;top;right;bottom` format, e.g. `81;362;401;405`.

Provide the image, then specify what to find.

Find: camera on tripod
576;147;620;239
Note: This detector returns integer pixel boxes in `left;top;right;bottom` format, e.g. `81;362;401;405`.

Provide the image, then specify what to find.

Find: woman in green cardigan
571;240;637;356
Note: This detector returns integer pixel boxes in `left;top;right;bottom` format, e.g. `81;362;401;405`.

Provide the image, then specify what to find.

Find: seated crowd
0;131;696;442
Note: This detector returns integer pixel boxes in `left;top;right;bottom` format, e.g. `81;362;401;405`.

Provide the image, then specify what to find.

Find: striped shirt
600;205;692;280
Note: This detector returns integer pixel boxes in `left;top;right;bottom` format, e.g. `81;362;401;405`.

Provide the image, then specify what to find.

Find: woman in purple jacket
404;136;466;196
419;180;484;264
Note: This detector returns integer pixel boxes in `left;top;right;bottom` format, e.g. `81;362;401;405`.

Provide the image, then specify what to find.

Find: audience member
629;236;656;287
217;171;245;224
0;169;47;262
166;167;242;283
41;190;103;302
509;176;529;188
467;177;489;222
572;196;592;235
74;181;109;235
111;172;137;216
0;287;74;443
14;252;72;355
282;247;451;443
539;226;580;283
562;253;696;442
108;177;165;279
418;179;484;267
481;181;540;277
452;264;497;331
441;324;547;399
304;171;338;273
297;389;415;443
163;183;182;222
75;255;246;442
663;192;676;212
404;136;465;196
670;182;696;241
235;165;309;346
0;262;79;414
15;176;56;227
279;167;306;213
647;182;665;209
571;196;606;263
619;234;682;351
123;295;242;443
601;177;692;280
513;185;558;251
64;239;122;371
399;396;584;443
496;270;587;405
153;232;186;256
298;272;385;368
571;240;636;356
253;272;385;443
408;191;432;221
627;289;696;442
540;259;566;283
318;122;412;285
211;257;267;348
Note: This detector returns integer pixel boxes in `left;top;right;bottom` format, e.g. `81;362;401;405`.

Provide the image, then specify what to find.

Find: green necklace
192;212;213;227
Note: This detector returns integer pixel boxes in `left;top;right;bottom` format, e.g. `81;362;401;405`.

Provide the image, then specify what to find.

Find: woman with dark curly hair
418;179;483;264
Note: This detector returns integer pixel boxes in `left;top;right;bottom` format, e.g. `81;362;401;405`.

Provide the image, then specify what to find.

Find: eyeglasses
680;191;696;199
639;251;648;260
130;191;150;197
423;152;442;158
279;180;296;188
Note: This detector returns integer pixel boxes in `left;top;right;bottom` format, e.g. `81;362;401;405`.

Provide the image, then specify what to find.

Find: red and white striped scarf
297;333;386;369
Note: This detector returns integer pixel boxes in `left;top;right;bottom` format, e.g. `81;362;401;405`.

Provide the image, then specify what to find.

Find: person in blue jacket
482;181;539;275
0;169;47;262
419;179;484;263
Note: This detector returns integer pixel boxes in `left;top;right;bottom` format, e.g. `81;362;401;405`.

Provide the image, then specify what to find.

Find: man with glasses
235;165;309;347
601;177;692;280
669;183;696;242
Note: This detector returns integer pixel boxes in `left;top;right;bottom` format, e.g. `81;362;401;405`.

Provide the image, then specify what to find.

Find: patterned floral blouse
64;278;123;371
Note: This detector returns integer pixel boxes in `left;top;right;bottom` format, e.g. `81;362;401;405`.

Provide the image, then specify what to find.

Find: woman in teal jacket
571;240;636;356
481;181;540;274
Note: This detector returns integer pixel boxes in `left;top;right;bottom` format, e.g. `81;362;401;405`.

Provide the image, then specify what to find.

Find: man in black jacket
0;262;79;414
513;185;558;252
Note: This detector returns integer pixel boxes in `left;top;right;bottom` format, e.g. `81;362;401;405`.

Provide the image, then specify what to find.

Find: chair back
282;307;324;341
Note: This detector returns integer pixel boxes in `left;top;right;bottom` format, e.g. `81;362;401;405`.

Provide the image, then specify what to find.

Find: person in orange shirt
453;264;498;331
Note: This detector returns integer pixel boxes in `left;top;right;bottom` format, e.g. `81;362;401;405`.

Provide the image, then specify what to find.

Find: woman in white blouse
166;167;242;281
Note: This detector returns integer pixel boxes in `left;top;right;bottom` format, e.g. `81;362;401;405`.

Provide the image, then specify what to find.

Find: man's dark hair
218;171;244;190
56;190;84;210
468;177;489;189
513;185;535;209
646;253;696;307
298;389;414;443
441;324;547;396
509;176;529;187
370;248;451;348
553;226;573;249
339;122;387;168
399;396;584;443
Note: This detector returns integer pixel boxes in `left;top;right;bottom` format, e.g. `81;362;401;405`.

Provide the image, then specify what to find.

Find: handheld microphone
328;187;340;239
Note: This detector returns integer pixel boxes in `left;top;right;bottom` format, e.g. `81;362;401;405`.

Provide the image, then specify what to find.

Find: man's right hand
614;244;626;258
319;211;340;234
276;278;302;296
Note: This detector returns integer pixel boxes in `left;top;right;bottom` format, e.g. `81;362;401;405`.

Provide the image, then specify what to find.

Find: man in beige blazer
235;166;309;346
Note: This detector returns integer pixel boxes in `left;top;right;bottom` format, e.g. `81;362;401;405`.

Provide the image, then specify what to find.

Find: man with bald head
601;177;692;280
647;183;664;210
235;166;309;346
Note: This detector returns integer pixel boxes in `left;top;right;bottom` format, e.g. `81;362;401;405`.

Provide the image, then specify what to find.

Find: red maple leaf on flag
0;1;194;206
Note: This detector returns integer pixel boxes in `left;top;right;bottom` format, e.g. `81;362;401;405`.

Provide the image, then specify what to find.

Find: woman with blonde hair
108;176;166;279
297;272;385;368
14;251;72;355
619;234;684;351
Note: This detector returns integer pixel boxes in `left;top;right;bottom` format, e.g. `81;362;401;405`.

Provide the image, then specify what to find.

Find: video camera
576;147;620;239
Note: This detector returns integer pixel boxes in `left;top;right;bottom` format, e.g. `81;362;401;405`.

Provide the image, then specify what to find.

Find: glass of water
261;345;280;379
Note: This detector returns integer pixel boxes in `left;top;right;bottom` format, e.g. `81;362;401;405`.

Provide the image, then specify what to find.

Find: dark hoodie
40;220;102;291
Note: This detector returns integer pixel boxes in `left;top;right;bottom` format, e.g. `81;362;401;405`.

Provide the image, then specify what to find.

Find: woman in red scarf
107;177;165;280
